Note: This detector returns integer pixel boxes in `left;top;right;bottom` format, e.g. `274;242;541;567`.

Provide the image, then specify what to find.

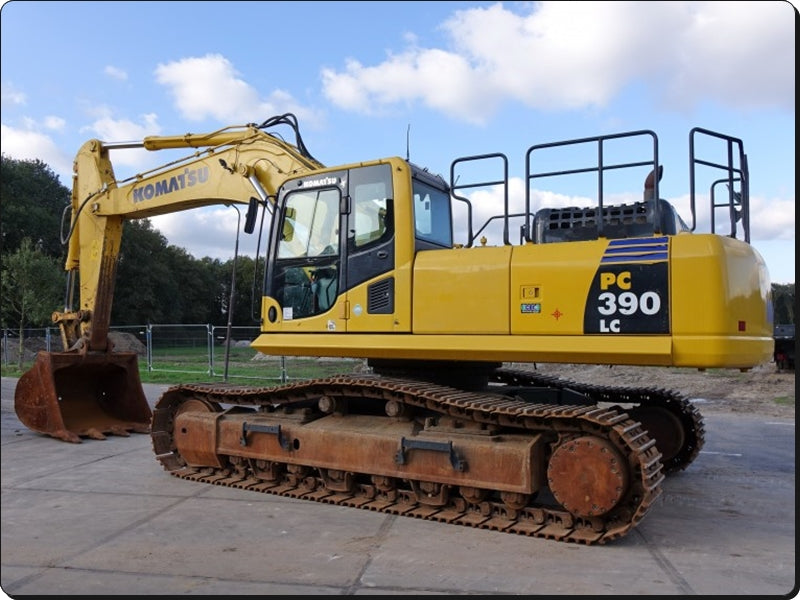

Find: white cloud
154;54;323;127
43;116;65;131
0;124;72;183
76;109;163;174
663;1;795;110
150;205;262;260
667;190;795;244
82;109;161;141
322;50;492;124
0;82;26;107
0;112;69;181
321;1;794;122
104;65;128;81
747;194;795;242
1;111;164;183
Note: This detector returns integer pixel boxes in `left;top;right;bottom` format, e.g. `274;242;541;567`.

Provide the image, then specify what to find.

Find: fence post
207;324;214;377
146;324;153;371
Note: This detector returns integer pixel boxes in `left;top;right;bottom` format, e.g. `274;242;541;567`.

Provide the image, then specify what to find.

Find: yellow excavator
14;114;773;544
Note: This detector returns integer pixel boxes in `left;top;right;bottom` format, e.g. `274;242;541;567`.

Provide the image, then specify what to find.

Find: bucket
14;351;153;443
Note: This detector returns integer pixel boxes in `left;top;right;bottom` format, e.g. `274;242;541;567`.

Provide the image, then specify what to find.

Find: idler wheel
627;405;685;464
547;436;628;518
175;397;220;417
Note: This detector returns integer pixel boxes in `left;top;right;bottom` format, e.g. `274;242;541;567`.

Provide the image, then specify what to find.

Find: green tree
0;238;63;368
112;219;181;325
111;220;226;326
0;154;69;259
162;248;223;325
771;283;795;325
219;255;264;327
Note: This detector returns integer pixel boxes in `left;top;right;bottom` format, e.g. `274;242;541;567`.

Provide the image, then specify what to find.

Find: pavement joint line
343;513;398;594
634;528;695;595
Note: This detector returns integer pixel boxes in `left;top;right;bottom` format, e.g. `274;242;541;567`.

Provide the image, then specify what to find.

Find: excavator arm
61;118;322;350
16;115;323;442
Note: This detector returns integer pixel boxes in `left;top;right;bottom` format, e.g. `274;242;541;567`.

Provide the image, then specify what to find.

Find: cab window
278;188;340;258
349;165;393;250
274;187;340;319
414;180;452;247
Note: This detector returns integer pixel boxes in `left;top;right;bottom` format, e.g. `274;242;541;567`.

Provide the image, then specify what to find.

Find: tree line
1;153;795;337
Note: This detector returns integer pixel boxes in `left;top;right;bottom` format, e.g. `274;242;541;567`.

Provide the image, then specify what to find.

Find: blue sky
1;1;795;283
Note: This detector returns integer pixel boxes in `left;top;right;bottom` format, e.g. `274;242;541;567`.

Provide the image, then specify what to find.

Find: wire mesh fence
1;324;364;383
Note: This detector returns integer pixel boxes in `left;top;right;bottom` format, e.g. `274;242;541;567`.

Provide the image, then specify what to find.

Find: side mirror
244;197;258;234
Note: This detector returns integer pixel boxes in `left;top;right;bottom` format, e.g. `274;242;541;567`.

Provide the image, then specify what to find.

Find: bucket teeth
50;429;83;444
85;428;108;440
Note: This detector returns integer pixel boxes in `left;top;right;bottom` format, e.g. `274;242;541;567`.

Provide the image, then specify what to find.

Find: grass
773;396;795;406
138;357;364;385
1;351;365;386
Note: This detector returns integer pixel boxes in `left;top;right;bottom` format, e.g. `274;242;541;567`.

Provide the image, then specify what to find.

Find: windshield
278;188;340;258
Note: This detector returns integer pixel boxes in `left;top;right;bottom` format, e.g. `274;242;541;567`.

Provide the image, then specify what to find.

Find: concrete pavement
1;377;795;596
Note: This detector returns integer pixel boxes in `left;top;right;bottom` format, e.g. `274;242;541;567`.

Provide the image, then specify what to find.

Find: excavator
14;114;773;544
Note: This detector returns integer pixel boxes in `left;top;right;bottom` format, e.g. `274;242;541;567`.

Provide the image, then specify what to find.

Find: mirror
244;197;258;234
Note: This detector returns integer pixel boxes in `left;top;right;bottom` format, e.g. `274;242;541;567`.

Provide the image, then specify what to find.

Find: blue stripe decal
608;236;668;246
601;237;669;264
605;244;667;254
601;252;668;263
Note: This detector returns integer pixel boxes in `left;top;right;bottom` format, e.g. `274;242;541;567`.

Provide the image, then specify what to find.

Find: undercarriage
151;367;703;544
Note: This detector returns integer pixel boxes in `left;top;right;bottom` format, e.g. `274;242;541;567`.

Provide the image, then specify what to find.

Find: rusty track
151;374;666;545
492;366;705;473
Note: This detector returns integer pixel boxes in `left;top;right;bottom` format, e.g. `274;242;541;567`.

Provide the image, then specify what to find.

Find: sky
0;0;795;284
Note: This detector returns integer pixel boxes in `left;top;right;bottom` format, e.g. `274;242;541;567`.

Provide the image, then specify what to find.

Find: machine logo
132;166;210;204
298;176;340;189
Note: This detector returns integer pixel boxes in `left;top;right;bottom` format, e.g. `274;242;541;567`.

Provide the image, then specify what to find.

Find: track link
152;375;665;545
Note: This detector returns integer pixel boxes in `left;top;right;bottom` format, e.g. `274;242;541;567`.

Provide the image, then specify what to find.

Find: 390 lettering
584;265;669;334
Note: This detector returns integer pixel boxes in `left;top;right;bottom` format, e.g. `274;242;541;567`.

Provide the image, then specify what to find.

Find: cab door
266;178;346;331
342;164;397;332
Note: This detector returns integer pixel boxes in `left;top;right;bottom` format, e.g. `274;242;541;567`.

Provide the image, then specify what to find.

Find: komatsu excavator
15;114;773;544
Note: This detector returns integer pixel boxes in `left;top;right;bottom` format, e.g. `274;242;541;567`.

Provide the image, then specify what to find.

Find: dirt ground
516;361;795;418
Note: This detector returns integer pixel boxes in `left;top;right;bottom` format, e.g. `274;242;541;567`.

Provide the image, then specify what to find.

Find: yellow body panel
256;233;773;369
670;233;773;367
413;246;512;334
509;241;604;335
251;332;673;365
344;268;413;332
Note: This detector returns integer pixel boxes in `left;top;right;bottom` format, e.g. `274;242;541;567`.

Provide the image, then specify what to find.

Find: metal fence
1;324;363;383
